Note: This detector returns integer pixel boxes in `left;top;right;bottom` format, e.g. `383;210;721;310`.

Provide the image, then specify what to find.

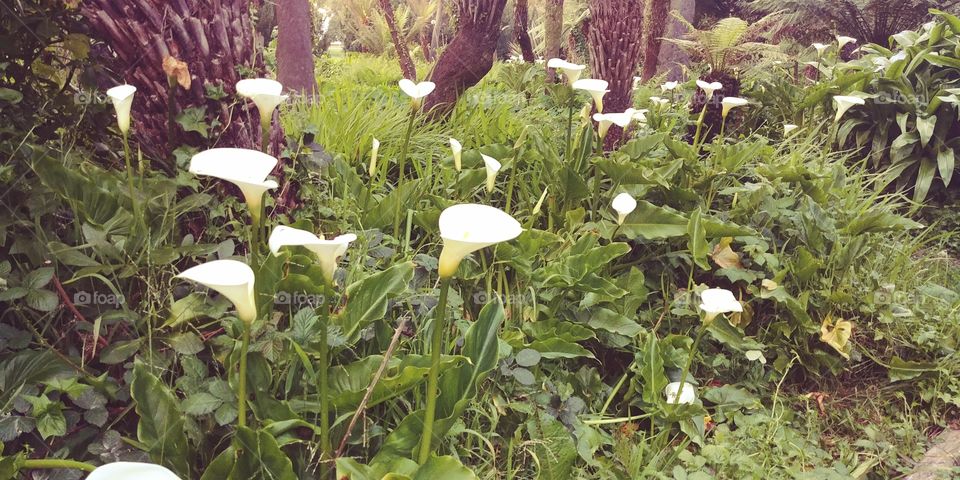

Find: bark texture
656;0;694;81
379;0;417;80
640;0;670;80
423;0;508;115
80;0;265;158
277;0;317;94
587;0;644;149
544;0;564;82
514;0;535;62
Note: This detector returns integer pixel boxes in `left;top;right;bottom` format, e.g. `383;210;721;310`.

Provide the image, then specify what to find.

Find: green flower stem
261;112;271;154
590;135;604;220
21;459;96;473
318;282;333;463
238;321;250;428
673;323;709;405
121;132;139;226
398;110;417;183
418;276;452;464
692;102;709;148
564;96;575;164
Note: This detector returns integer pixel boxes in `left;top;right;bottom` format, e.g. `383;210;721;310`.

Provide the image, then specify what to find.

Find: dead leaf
163;56;191;89
711;237;743;269
820;314;853;359
728;300;753;328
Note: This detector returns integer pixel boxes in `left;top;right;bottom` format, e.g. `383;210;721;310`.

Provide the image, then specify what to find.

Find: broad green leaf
938;147;955;186
412;455;478;480
182;392;222;415
916;115;936;147
636;334;667;404
336;262;415;344
588;308;643;337
914;156;937;202
618;201;687;240
687;207;709;270
231;427;297;480
131;361;190;476
526;413;576;479
887;356;939;382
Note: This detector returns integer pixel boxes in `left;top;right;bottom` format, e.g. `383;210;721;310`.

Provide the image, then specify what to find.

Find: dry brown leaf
711;237;743;269
163;56;191;89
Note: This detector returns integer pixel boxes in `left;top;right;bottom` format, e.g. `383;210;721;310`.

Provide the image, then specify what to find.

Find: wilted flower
664;382;696;404
398;79;436;108
106;84;136;135
87;462;182;480
547;58;586;84
699;288;743;322
450;138;462;171
482;154;501;193
268;226;357;284
189;148;279;221
437;204;522;278
177;260;257;324
695;80;723;101
368;138;380;177
611;192;637;225
572;79;609;112
162;56;191;89
833;95;865;122
720;96;749;118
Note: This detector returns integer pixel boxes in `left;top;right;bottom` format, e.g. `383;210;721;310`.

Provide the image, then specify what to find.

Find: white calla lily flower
661;81;679;92
450;138;463;171
547;58;586;84
611;192;637;225
236;78;288;124
482;154;501;193
268;226;357;284
836;35;857;50
833;95;866;122
189;148;279;221
368;138;380;177
632;76;643;90
664;382;696;404
87;462;182;480
812;43;829;56
695;80;723;101
572;79;609;112
398;79;436;108
177;260;257;324
106;84;137;135
437;204;522;278
649;96;670;108
720;96;749;118
784;124;799;135
699;288;743;322
593;111;634;139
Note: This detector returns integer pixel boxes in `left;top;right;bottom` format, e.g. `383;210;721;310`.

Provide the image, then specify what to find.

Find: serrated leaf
183;392;222;415
167;331;204;355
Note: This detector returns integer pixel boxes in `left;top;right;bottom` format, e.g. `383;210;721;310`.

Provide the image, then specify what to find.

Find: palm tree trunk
640;0;670;80
544;0;564;82
277;0;317;94
514;0;535;62
379;0;417;80
587;0;644;149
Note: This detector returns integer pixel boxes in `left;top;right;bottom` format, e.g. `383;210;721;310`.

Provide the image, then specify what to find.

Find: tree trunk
420;26;433;61
379;0;417;80
277;0;317;94
431;1;446;56
640;0;670;81
587;0;644;149
423;0;508;115
544;0;564;82
514;0;535;62
655;0;694;81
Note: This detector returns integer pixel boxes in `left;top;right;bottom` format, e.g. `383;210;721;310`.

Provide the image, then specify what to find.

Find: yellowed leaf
163;56;191;89
820;315;853;359
728;301;753;328
711;237;742;269
761;279;778;291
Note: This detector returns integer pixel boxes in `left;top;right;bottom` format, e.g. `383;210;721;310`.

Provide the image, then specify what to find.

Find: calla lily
836;35;857;50
482;154;501;193
106;84;136;135
812;43;829;56
631;108;649;124
268;226;356;284
833;95;865;122
664;382;696;404
189;148;279;221
649;96;670;108
661;81;679;92
611;192;637;225
87;462;181;480
450;138;463;171
632;76;643;90
547;58;586;84
368;138;380;177
177;260;257;324
572;79;609;112
236;78;288;124
696;80;723;101
784;124;799;135
720;96;749;118
437;204;522;278
398;79;436;108
532;186;549;216
699;287;743;322
593;111;634;139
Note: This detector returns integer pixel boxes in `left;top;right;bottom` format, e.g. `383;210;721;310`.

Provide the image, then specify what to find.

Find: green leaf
588;308;643;337
131;361;190;476
0;87;23;104
618;201;688;240
916;115;936;147
412;456;478;480
636;334;667;404
687;207;709;270
176;107;211;136
336;262;415;344
167;331;204;355
183;392;222;415
515;348;542;367
99;338;143;364
231;426;297;480
25;289;58;311
164;292;224;328
24;267;54;289
526;413;576;479
887;356;938;382
938;147;955;187
914;156;938;202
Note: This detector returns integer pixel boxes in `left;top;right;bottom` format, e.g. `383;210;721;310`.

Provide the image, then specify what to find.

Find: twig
334;315;409;458
51;274;85;324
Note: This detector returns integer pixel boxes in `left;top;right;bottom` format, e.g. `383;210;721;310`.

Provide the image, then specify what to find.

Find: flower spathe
572;79;609;113
481;154;501;193
832;95;865;122
547;58;586;84
189;148;279;221
87;462;182;480
268;226;357;284
236;78;288;123
450;138;463;171
611;192;637;225
398;79;436;108
437;204;522;278
720;96;749;118
664;382;696;405
836;35;857;50
695;80;723;101
106;84;136;135
784;123;799;135
699;287;743;322
661;81;679;92
593;111;634;139
368;138;380;177
649;96;670;108
177;260;257;324
812;42;828;56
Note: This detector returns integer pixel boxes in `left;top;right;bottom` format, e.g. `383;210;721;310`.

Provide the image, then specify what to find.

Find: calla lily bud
482;154;501;193
437;204;522;279
833;95;865;122
721;97;749;119
369;138;380;177
695;80;723;101
87;462;182;480
398;79;436;109
547;58;586;84
236;78;288;126
572;79;609;113
664;382;696;404
177;260;257;324
268;226;356;285
532;186;548;216
699;288;743;323
189;148;279;222
106;84;137;135
450;138;462;171
611;192;637;225
784;124;799;135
